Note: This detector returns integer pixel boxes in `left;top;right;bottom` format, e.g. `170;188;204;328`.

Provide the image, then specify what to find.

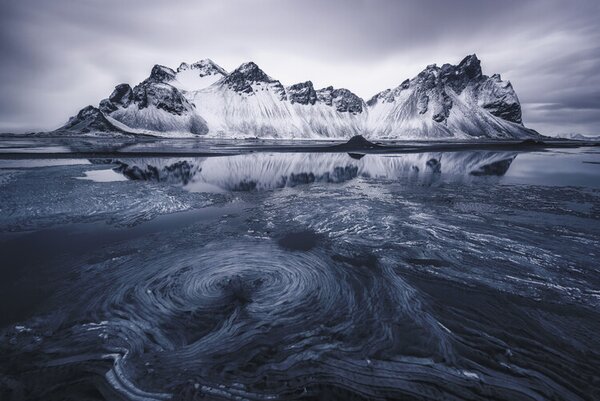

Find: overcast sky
1;0;599;136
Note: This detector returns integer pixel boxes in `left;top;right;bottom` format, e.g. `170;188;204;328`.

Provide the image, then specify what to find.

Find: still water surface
0;143;599;400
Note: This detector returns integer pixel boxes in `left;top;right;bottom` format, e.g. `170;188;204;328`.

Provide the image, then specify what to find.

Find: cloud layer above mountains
1;0;598;135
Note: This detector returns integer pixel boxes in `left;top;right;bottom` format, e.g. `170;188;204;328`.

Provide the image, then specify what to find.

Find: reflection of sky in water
76;169;129;182
502;149;600;187
0;159;91;168
0;146;71;153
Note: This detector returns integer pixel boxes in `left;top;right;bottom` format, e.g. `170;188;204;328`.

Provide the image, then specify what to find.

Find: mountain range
56;55;540;140
558;133;600;141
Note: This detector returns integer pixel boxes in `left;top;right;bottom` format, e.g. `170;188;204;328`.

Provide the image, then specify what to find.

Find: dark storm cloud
0;0;598;135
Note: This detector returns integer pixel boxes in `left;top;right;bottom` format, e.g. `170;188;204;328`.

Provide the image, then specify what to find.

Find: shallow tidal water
0;141;599;400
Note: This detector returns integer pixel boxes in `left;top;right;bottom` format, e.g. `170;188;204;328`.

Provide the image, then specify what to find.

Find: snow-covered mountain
366;55;536;139
557;133;600;141
56;55;540;140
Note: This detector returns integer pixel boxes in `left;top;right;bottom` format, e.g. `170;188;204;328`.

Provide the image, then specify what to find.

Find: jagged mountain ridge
189;61;366;138
57;55;540;139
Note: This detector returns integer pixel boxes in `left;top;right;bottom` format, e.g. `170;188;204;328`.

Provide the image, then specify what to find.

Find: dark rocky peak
72;105;102;122
99;83;133;113
59;105;127;134
190;58;228;76
179;58;228;76
488;74;512;88
287;81;317;105
109;84;133;104
220;62;285;98
228;62;273;83
457;54;482;79
367;55;486;108
478;77;522;124
332;89;364;114
439;55;482;82
416;66;440;90
316;86;334;105
418;64;440;76
147;64;177;83
439;63;454;79
316;87;364;114
132;82;195;115
438;54;483;93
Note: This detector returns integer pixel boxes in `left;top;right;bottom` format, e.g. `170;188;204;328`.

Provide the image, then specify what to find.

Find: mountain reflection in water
113;151;517;191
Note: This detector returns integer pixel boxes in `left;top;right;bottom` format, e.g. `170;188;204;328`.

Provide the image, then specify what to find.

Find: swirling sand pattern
4;237;576;400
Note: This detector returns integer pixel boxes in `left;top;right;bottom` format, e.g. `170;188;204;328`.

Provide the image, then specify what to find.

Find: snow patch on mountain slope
104;114;199;138
172;59;228;92
192;83;365;139
171;72;224;93
108;103;207;136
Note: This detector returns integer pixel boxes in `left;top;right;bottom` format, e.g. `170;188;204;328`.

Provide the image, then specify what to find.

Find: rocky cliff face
315;87;364;114
218;62;287;101
99;84;133;114
287;81;317;105
478;74;522;124
177;59;228;77
55;55;539;139
59;105;128;135
366;55;535;139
